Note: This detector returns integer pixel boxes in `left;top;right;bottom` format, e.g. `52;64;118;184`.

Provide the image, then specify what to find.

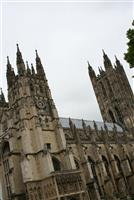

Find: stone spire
102;50;112;70
88;61;96;79
16;44;26;75
6;56;15;87
0;88;6;105
115;55;124;71
26;61;31;75
31;63;35;75
35;50;45;78
16;44;24;64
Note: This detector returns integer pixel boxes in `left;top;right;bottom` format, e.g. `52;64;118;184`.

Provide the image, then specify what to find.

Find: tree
124;21;134;68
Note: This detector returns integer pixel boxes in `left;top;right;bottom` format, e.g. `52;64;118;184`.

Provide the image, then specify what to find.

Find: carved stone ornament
36;99;47;109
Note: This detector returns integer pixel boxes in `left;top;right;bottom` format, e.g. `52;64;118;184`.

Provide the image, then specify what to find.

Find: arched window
109;110;116;123
100;82;107;97
114;155;122;173
88;156;97;179
88;156;102;195
102;155;111;177
126;155;133;172
52;157;61;171
2;142;12;199
115;107;123;124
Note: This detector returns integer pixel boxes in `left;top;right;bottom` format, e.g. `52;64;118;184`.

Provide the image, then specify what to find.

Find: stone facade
88;51;134;130
0;45;134;200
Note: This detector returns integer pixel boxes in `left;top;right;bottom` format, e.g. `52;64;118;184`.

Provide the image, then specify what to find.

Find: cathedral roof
60;117;123;132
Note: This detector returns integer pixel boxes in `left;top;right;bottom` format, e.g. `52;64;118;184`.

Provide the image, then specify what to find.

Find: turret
16;44;26;75
102;50;113;70
6;56;15;87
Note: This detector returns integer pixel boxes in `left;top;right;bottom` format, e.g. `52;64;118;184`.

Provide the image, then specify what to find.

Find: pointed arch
102;155;111;177
1;141;12;199
2;141;10;155
52;157;61;171
126;155;133;172
87;156;102;195
115;106;123;124
88;156;96;176
114;155;122;173
109;109;116;123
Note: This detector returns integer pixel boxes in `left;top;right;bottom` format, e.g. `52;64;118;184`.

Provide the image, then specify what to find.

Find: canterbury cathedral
0;45;134;200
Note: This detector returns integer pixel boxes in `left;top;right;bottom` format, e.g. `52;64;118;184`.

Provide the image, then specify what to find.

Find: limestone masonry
0;45;134;200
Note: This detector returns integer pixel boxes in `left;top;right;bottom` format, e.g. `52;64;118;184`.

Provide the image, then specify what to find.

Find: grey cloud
1;1;133;122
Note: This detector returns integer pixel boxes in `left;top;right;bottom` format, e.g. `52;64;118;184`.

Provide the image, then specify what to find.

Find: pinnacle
16;43;20;52
7;56;10;64
87;61;92;69
35;49;38;57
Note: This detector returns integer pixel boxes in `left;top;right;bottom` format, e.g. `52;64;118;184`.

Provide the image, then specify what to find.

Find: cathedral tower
0;45;88;200
88;51;134;130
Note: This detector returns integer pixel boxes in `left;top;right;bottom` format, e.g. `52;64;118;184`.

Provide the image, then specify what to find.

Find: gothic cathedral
0;45;134;200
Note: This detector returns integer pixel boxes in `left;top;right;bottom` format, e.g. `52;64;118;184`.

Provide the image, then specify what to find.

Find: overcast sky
1;1;134;122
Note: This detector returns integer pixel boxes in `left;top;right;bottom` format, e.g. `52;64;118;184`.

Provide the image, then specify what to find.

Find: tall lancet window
2;142;12;199
88;156;101;195
114;155;122;174
115;106;123;124
102;155;111;177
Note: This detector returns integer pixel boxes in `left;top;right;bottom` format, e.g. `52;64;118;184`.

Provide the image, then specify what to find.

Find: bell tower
88;51;134;130
0;45;88;200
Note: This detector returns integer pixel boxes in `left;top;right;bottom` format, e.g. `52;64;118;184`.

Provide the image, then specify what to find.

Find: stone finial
31;63;35;75
93;120;98;130
26;61;31;75
6;56;15;87
104;122;108;132
82;119;86;129
16;43;24;64
16;44;26;76
102;49;112;70
87;61;96;79
35;49;45;78
7;56;11;66
0;88;6;104
115;55;123;70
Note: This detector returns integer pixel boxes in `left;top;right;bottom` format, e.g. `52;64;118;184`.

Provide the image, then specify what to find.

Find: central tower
0;45;88;200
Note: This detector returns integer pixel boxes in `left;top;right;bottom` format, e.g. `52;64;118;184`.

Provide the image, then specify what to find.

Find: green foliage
124;20;134;68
